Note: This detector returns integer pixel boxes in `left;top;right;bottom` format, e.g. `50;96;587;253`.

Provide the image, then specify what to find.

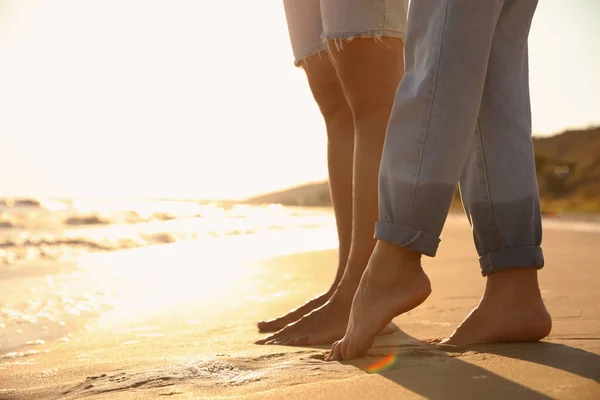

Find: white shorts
283;0;409;65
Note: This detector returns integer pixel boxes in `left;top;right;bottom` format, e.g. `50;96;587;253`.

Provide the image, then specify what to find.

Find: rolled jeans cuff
479;246;544;277
374;221;441;257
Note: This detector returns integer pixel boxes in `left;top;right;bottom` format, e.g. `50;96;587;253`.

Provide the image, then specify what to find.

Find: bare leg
257;38;404;345
258;53;354;332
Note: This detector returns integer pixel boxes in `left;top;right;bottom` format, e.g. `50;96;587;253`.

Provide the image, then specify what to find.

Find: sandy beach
1;214;599;399
1;1;598;398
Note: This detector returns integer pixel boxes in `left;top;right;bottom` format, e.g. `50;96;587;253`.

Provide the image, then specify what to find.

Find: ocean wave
0;198;43;208
0;232;184;251
64;215;112;226
0;233;182;265
0;222;321;266
62;212;188;226
0;228;272;265
0;210;200;230
0;200;336;266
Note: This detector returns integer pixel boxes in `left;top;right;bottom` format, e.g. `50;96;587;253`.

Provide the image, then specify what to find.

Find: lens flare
366;353;397;374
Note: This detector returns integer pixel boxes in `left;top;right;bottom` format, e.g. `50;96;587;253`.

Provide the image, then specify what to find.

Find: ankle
486;267;540;289
329;276;362;302
484;268;544;302
338;252;373;285
372;240;423;276
377;240;421;263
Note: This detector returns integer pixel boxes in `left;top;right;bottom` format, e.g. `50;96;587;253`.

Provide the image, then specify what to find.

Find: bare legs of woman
257;38;404;345
258;52;354;333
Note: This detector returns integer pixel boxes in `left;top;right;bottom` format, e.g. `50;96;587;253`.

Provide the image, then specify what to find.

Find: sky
0;0;598;200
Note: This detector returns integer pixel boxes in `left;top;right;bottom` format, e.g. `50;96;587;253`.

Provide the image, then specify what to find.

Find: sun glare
0;1;598;199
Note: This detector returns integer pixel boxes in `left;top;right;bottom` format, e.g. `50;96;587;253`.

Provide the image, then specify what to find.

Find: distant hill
534;127;600;200
245;127;600;213
245;182;331;207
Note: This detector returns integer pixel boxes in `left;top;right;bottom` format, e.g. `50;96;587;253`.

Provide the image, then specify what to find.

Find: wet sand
2;216;599;399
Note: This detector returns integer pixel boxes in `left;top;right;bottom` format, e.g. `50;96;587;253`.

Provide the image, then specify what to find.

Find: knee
301;53;353;133
309;79;353;130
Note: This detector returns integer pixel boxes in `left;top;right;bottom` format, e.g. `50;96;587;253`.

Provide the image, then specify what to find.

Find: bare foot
442;268;552;346
257;292;331;332
256;284;395;346
326;241;431;361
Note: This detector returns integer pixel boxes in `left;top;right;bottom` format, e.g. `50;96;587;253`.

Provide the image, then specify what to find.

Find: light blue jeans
376;0;544;276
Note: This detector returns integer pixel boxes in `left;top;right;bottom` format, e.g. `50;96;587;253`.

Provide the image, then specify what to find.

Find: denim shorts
283;0;409;66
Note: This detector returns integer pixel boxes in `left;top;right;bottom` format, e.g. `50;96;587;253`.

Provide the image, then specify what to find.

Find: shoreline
2;217;600;399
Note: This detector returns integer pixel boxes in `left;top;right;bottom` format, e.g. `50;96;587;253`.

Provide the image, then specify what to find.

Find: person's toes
257;320;269;328
270;333;310;346
271;336;289;345
340;338;351;360
280;337;295;346
257;320;280;332
255;336;270;345
335;345;344;361
380;323;395;335
260;332;284;345
326;341;340;361
325;342;338;361
255;330;281;344
292;336;309;346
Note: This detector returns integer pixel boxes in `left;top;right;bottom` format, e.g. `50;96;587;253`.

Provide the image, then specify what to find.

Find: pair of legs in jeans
263;0;552;360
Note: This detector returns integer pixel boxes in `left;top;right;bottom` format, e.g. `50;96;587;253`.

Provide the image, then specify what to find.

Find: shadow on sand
339;329;600;399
